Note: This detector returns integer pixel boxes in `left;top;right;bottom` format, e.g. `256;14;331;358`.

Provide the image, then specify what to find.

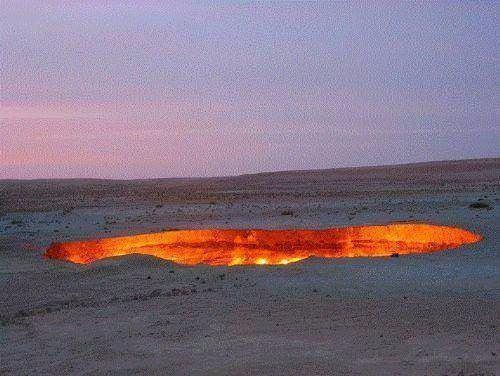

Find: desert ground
0;158;498;375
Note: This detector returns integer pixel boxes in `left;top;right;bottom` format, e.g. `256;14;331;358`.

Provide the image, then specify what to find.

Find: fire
45;223;482;266
255;258;268;265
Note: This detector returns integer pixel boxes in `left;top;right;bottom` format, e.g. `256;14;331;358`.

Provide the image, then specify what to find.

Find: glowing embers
45;223;482;266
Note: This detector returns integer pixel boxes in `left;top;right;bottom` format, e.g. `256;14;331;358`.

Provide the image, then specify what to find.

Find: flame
45;223;482;266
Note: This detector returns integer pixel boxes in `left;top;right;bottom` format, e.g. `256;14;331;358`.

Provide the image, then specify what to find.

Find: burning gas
45;223;481;266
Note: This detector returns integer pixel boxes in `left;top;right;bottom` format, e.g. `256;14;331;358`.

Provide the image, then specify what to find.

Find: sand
0;158;498;375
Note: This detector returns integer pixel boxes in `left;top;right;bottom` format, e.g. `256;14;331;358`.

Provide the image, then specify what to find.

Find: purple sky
1;1;498;179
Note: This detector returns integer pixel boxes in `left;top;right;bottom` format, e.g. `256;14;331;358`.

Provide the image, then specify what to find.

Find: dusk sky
1;1;498;179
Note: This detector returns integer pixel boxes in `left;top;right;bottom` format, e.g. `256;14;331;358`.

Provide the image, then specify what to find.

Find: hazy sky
1;1;498;179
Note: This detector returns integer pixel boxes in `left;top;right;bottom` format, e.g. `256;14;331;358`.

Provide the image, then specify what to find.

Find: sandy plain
0;158;498;375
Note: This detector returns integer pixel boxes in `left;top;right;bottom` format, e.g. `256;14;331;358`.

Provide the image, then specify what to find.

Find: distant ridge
236;157;500;178
1;157;498;182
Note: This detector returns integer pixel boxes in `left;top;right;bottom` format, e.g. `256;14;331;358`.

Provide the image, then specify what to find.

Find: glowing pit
44;223;482;266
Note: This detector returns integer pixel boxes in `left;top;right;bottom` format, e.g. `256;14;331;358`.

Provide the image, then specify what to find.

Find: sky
1;1;498;179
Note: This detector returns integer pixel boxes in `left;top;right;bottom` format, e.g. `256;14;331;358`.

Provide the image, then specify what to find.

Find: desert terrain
0;158;498;375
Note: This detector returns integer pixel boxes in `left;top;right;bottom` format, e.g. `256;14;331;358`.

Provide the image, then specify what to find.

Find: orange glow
44;223;482;266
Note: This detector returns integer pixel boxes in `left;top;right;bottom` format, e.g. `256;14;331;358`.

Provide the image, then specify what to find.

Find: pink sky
1;2;498;179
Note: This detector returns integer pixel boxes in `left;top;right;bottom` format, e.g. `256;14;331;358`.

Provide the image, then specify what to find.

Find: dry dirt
0;158;499;375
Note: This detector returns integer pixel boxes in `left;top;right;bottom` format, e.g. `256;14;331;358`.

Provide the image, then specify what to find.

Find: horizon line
1;156;498;183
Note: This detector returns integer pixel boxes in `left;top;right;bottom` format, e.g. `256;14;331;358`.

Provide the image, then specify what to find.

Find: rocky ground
0;158;498;375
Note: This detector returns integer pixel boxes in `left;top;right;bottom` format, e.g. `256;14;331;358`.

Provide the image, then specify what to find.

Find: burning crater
45;223;481;266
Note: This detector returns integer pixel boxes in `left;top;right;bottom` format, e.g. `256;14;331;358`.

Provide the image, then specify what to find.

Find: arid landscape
1;158;498;375
2;2;498;375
